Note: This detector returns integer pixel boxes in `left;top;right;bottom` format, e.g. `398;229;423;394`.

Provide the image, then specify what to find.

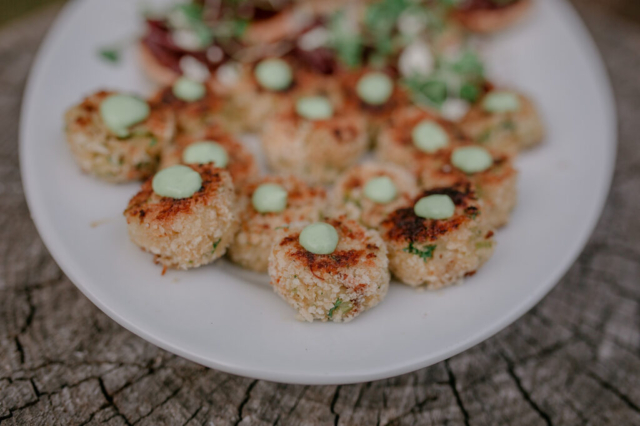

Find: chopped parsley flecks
403;242;436;262
99;48;121;64
328;299;343;319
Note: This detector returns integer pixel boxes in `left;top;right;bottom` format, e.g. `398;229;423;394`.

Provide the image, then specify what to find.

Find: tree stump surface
1;1;639;425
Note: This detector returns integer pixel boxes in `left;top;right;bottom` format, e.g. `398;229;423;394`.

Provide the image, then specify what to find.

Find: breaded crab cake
376;106;470;169
149;79;239;136
460;89;545;155
261;95;368;184
124;164;238;270
269;217;390;322
229;57;344;133
160;125;258;191
379;184;495;289
228;175;327;272
417;146;518;229
64;90;175;183
339;69;411;142
452;0;532;34
329;162;419;229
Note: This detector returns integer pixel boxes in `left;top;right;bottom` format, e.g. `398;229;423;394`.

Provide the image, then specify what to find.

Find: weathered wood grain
1;1;639;424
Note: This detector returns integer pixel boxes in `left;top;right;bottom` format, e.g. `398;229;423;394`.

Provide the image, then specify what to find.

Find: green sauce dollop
295;96;334;120
100;94;150;137
252;183;288;213
356;72;393;106
152;165;202;199
451;146;493;174
363;176;397;204
412;120;449;153
482;91;520;113
414;195;455;220
182;141;229;167
172;77;206;101
255;58;293;91
299;223;339;255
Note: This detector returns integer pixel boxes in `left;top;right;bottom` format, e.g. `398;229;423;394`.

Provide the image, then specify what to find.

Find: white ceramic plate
20;0;616;385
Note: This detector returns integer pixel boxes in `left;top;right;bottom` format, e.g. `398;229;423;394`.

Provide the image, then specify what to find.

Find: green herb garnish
99;48;120;64
328;299;343;319
211;238;221;254
403;242;436;262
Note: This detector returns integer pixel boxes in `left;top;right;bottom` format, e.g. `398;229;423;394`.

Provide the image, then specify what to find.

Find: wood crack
233;379;258;426
445;360;470;426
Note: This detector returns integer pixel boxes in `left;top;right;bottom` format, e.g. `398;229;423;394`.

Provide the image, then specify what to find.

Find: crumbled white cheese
441;98;470;121
399;40;434;77
298;27;329;51
172;29;202;51
216;62;241;88
207;46;224;64
179;56;210;82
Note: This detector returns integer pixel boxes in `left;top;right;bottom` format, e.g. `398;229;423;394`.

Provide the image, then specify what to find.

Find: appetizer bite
64;90;175;183
229;56;343;132
379;184;495;288
340;69;410;141
376;107;469;169
160;125;258;191
149;77;239;136
269;218;390;322
124;164;238;270
329;162;419;229
417;146;518;229
261;95;368;184
460;89;545;155
229;175;327;272
452;0;533;34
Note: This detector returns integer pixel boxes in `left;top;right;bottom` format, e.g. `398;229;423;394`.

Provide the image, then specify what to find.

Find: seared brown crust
415;147;518;228
277;217;382;277
124;164;225;225
380;184;479;244
453;0;532;33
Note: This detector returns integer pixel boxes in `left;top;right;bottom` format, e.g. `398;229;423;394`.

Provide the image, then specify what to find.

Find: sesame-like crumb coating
65;90;175;183
229;175;327;272
269;217;390;322
124;164;238;270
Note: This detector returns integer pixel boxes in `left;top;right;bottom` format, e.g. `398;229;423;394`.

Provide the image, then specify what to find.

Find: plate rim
19;0;617;385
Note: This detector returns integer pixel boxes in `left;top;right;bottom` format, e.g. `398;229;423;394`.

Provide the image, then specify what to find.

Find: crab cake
124;164;238;270
417;146;518;229
330;162;419;229
149;79;241;136
160;125;258;191
64;91;175;183
376;107;469;169
452;0;532;34
269;217;390;322
228;175;327;272
261;95;368;184
379;184;495;289
229;57;344;133
340;69;410;141
460;90;545;155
